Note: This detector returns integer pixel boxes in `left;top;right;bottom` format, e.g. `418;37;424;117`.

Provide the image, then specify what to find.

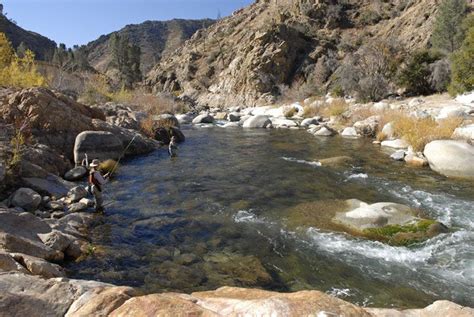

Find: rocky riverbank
183;92;474;180
1;87;473;315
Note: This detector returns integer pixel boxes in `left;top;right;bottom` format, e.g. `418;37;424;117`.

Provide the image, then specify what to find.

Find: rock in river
424;140;474;179
242;115;272;128
64;166;88;182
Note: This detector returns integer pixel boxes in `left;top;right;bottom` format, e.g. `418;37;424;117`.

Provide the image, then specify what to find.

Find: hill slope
0;14;56;60
146;0;441;108
84;19;215;75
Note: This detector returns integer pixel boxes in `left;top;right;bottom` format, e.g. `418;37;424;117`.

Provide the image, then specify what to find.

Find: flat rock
12;253;65;278
424;140;474;179
381;139;409;149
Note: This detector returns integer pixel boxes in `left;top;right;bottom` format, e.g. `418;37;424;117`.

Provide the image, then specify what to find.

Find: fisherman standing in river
169;136;178;157
88;159;109;213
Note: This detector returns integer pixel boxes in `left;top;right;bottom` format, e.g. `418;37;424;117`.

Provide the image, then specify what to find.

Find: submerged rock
318;156;354;168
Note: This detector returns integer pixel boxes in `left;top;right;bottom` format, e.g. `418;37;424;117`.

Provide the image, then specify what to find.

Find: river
66;127;474;308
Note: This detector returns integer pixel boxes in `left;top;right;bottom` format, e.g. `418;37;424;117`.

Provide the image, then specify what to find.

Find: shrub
397;50;443;96
323;99;348;117
302;104;322;118
0;33;46;88
284;107;297;118
99;159;118;175
392;116;462;151
449;27;474;95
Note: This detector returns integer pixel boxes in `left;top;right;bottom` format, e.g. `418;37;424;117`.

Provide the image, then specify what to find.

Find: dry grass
321;99;349;117
302;104;321;118
392;116;463;152
99;159;118;174
284;107;297;118
140;117;155;138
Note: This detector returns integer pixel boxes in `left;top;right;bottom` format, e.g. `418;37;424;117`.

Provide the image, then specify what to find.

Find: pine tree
109;34;141;88
449;27;474;94
431;0;467;53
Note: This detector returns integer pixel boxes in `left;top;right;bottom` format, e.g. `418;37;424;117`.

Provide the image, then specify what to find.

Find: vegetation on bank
0;32;46;87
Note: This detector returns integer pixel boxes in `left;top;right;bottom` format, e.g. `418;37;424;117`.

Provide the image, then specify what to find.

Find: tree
16;41;28;58
449;27;474;95
431;0;467;53
398;50;443;96
109;34;142;89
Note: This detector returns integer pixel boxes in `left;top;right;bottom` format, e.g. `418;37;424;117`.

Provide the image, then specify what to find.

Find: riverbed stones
424;140;474;179
314;126;335;136
192;114;215;124
390;150;406;161
242;115;272;128
67;186;88;203
23;174;75;198
64;166;87;182
68;202;88;213
176;113;194;124
9;188;41;212
318;156;354;168
74;131;123;165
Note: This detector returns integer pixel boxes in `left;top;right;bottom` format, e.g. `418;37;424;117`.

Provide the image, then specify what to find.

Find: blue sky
2;0;254;47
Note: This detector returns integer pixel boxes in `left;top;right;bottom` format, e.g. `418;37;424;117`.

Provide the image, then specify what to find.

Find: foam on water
281;156;322;167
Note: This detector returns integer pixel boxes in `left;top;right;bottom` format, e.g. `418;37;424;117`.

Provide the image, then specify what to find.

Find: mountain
145;0;442;108
84;19;215;75
0;14;56;60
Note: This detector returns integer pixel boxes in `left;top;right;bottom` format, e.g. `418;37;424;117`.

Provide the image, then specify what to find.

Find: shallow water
66;127;474;308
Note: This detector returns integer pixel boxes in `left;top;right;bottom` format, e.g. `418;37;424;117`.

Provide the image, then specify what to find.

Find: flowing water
66;127;474;308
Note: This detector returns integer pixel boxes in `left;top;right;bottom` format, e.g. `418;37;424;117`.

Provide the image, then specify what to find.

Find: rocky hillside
146;0;440;108
0;14;56;60
84;19;215;75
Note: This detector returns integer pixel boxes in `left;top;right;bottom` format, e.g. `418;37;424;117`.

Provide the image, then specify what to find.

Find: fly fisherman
88;159;109;212
169;136;178;157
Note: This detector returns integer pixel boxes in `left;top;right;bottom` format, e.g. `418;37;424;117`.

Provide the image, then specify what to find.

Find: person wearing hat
88;159;109;212
169;136;178;157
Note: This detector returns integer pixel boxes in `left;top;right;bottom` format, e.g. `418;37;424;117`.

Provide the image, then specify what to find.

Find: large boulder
23;174;75;198
453;124;474;141
73;131;124;164
424;140;474;179
91;120;157;157
176;113;194;124
9;188;41;212
242;115;272;128
436;105;470;120
0;272;115;317
353;116;380;137
152;114;180;128
1;88;103;160
0;209;62;261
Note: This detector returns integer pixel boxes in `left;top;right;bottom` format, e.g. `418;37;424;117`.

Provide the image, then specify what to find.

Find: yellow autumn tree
0;32;46;87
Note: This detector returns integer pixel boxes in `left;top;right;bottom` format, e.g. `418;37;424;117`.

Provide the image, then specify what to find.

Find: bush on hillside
397;50;447;96
0;33;46;88
449;27;474;95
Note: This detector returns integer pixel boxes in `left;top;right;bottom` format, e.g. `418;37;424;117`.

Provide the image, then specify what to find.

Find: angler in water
169;136;178;157
88;159;109;212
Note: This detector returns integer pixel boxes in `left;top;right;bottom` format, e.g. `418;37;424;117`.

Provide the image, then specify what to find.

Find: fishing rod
108;134;138;178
